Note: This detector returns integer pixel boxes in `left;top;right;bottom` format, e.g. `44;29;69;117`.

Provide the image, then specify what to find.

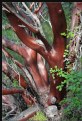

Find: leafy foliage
29;111;47;121
61;31;74;39
50;20;82;119
12;79;21;88
50;51;82;121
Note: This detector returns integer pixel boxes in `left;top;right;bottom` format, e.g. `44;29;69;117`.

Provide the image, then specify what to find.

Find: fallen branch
8;105;40;121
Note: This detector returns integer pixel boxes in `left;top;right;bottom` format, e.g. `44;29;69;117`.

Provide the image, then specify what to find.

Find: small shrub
50;36;82;120
29;111;47;121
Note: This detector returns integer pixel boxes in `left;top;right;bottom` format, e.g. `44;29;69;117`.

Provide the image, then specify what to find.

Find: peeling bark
2;38;49;93
7;105;39;121
2;60;28;89
2;2;67;108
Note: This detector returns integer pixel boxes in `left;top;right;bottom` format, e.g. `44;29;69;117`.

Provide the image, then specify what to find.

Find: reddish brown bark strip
45;2;67;104
2;47;13;58
5;13;48;57
12;2;35;26
2;2;67;104
36;31;52;51
2;47;24;69
2;47;34;86
21;93;35;106
2;88;35;106
75;2;82;10
29;63;48;93
46;2;67;47
2;2;38;33
8;105;39;121
37;53;48;85
2;38;49;92
2;37;28;58
30;2;34;10
2;88;24;95
34;2;43;14
2;60;28;89
3;3;51;52
18;112;36;121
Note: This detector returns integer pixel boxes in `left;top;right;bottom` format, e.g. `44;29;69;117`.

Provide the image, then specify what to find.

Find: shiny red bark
2;2;67;106
2;88;24;95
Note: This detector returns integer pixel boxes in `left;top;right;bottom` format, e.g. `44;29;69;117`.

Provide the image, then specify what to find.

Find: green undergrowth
50;46;82;121
29;111;47;121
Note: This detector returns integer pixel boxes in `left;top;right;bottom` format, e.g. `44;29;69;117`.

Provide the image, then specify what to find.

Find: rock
45;105;58;118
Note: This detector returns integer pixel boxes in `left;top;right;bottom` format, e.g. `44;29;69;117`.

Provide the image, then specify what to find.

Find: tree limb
8;105;39;121
2;60;28;89
46;2;67;48
2;2;38;33
2;88;24;95
30;2;34;10
2;37;27;58
4;13;49;58
36;31;52;51
3;2;51;52
28;63;48;93
2;38;49;93
34;2;43;14
37;53;49;85
2;47;35;87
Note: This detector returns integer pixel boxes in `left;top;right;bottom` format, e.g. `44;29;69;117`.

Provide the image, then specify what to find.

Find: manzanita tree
2;2;82;120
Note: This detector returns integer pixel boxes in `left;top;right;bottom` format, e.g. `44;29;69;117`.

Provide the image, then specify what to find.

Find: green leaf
12;79;20;88
61;32;67;36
